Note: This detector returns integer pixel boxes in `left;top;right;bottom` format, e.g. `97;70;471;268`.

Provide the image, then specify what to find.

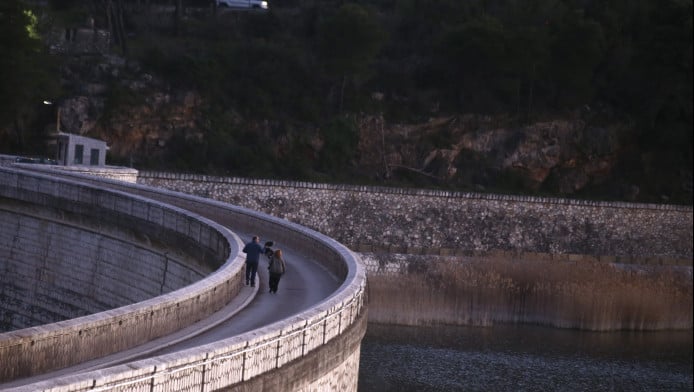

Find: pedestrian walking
242;235;263;287
268;249;286;294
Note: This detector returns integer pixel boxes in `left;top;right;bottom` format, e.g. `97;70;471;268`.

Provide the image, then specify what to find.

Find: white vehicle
217;0;268;9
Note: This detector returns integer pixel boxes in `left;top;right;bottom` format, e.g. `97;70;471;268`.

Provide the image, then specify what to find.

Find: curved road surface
0;183;343;390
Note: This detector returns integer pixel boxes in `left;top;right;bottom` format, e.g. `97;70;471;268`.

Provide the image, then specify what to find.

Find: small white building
55;133;108;166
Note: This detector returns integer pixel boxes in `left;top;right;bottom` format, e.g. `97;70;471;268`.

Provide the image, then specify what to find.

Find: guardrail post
275;337;281;368
349;301;354;324
241;350;247;381
301;328;307;356
149;366;156;392
200;354;208;392
338;306;343;333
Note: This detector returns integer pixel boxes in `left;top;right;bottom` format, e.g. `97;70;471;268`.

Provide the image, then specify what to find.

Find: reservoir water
358;323;693;391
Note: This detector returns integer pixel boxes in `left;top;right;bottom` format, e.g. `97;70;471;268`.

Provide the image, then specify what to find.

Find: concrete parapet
0;154;17;165
13;162;139;183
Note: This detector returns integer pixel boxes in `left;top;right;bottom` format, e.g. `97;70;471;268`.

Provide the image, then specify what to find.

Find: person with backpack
267;249;286;294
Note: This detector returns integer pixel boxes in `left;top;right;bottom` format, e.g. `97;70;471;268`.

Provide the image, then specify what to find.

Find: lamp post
43;100;64;164
43;100;61;133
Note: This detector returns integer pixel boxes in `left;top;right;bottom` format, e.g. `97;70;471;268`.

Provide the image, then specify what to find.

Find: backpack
264;241;274;261
269;257;285;274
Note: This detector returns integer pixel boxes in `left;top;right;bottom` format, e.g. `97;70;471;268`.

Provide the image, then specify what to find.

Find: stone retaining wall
136;172;692;331
138;172;692;261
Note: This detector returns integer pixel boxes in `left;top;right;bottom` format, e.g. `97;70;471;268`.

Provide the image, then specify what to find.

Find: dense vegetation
1;0;692;202
0;0;61;150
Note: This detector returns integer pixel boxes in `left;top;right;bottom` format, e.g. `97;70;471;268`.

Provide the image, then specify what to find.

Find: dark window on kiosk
74;144;84;164
90;149;99;165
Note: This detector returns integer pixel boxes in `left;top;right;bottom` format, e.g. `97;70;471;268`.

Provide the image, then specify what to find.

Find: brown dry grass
367;257;692;331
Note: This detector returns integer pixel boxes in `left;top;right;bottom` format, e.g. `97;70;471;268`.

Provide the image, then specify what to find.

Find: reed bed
367;256;692;331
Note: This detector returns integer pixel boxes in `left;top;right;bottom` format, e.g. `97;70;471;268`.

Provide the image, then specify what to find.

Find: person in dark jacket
242;235;263;287
267;249;286;294
263;241;274;262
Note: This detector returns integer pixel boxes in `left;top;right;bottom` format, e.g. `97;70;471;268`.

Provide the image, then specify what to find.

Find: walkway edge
81;284;260;372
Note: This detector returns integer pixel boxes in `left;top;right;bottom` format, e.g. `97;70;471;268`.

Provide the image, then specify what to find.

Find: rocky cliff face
357;114;622;195
56;53;204;162
55;53;655;200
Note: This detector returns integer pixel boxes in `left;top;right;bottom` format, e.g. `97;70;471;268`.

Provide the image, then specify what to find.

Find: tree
500;0;556;119
0;0;61;152
316;3;385;112
547;13;605;108
317;116;359;178
437;15;509;112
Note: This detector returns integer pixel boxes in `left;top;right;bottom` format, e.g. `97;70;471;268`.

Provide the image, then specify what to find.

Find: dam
140;171;692;331
0;161;691;390
0;165;366;391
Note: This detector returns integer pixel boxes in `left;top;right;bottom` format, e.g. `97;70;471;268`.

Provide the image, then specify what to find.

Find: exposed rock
356;114;621;195
60;96;99;135
55;51;623;196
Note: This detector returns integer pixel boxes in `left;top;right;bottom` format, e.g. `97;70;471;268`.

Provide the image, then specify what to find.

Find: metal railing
84;285;364;392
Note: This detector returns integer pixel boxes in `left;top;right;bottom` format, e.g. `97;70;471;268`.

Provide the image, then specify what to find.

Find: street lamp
43;100;61;134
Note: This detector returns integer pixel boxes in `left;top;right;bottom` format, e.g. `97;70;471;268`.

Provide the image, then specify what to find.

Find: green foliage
315;3;386;113
316;116;359;178
0;0;691;202
137;28;320;121
547;15;606;107
316;3;385;77
585;0;693;192
23;9;39;39
0;0;61;152
47;0;90;25
437;15;509;112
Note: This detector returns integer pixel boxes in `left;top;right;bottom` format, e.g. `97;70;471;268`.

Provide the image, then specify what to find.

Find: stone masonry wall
137;172;692;331
138;172;692;261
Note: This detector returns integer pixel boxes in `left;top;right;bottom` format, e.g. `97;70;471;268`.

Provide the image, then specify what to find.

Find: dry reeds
367;256;692;331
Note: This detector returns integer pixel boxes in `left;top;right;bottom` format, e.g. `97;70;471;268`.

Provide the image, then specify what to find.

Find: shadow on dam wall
364;254;693;331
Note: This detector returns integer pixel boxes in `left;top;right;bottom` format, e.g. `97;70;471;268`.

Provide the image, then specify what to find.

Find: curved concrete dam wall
0;203;215;331
138;172;692;331
1;165;368;391
0;167;243;382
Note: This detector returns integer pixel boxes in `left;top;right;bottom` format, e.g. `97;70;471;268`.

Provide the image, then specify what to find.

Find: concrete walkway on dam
1;165;368;391
0;232;342;390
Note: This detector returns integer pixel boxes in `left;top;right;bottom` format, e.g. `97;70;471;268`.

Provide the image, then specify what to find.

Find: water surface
358;323;693;392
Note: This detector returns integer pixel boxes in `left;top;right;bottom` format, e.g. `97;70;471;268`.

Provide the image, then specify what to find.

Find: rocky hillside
356;114;621;194
54;47;690;203
4;0;691;204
